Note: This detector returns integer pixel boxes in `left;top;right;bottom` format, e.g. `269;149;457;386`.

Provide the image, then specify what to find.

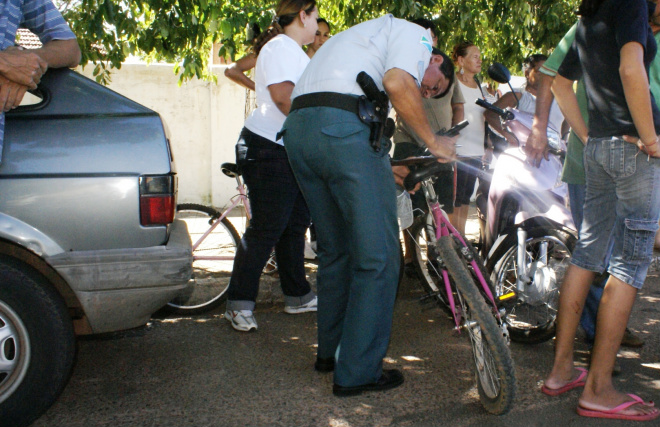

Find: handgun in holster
356;71;395;152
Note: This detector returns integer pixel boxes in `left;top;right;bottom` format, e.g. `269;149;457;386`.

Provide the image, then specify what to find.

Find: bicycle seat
403;161;448;192
221;162;241;177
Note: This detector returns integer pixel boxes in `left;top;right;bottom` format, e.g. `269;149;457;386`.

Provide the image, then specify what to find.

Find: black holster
356;72;394;152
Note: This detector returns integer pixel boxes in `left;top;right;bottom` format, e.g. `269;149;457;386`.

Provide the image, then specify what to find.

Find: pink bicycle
393;154;516;415
166;162;278;315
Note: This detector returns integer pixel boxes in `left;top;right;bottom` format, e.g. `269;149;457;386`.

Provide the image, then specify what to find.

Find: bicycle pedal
420;304;438;313
419;292;441;303
417;295;438;306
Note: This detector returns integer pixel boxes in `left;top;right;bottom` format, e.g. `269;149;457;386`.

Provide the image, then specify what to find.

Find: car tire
0;257;75;427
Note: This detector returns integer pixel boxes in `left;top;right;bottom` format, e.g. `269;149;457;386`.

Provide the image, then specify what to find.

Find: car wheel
0;257;75;427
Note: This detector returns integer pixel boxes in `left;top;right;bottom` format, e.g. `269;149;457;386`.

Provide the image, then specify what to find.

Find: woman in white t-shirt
224;0;319;333
450;41;495;235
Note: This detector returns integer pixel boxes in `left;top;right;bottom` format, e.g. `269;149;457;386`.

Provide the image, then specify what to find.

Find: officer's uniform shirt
292;15;433;101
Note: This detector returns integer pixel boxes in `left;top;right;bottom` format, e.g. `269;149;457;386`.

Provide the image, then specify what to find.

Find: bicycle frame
416;178;502;331
190;174;249;260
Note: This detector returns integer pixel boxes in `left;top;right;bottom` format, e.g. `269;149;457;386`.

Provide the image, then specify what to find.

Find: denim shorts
571;136;660;289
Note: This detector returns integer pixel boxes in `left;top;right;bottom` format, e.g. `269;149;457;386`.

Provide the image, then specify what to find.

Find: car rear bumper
48;219;193;333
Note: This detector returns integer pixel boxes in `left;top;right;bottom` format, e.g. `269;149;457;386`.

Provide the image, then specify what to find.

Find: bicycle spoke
458;289;501;399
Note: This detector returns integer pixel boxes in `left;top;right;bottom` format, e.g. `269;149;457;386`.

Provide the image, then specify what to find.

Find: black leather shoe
315;357;334;373
332;369;404;397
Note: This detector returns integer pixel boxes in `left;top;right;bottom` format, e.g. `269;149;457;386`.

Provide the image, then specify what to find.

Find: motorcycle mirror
487;63;511;84
473;74;487;99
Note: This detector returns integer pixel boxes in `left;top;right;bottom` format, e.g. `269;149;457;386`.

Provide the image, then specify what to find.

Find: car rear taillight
139;175;176;226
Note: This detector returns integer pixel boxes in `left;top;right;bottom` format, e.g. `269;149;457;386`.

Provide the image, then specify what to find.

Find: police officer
282;14;456;396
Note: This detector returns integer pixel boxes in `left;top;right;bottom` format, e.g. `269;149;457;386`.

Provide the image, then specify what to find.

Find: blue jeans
226;128;315;311
569;183;606;342
283;106;400;387
571;137;660;289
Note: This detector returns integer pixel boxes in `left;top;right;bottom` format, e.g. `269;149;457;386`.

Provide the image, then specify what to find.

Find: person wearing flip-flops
649;4;660;263
541;0;660;421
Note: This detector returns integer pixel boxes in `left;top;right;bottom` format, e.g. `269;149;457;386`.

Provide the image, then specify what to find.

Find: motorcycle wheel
489;226;576;344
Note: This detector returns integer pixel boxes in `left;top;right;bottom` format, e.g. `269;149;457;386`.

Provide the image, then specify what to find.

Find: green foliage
430;0;580;74
59;0;579;84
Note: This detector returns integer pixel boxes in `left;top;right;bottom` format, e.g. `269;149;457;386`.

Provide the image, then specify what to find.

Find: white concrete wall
78;63;247;210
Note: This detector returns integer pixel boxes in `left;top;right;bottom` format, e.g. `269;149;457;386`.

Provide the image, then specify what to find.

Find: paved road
32;262;660;427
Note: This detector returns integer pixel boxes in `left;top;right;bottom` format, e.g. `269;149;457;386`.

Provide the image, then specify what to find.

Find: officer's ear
430;54;444;66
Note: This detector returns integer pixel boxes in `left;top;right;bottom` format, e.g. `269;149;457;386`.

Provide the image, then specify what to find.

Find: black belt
290;92;360;115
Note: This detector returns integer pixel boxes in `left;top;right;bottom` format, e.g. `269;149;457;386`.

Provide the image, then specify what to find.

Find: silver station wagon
0;68;192;427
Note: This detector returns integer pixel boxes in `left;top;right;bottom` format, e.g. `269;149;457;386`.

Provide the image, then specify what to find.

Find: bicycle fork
421;181;504;333
430;209;504;335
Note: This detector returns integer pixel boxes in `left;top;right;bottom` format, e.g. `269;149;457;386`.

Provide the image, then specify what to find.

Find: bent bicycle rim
438;236;516;415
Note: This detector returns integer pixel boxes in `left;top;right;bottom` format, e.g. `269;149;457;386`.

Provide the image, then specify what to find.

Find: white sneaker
284;296;318;314
224;310;258;331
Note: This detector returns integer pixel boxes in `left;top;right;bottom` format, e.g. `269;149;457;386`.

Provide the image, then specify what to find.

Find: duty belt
290;92;360;115
290;90;393;152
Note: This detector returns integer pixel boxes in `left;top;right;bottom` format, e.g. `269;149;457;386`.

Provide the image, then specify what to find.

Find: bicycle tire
454;235;497;302
408;215;442;296
437;235;516;415
165;204;240;315
489;226;575;344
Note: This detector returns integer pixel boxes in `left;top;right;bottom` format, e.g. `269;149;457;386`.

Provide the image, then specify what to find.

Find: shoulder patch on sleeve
420;35;433;53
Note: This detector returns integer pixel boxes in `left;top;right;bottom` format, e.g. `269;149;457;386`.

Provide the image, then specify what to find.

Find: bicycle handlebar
391;120;469;192
475;98;515;121
546;146;566;160
390;156;435;167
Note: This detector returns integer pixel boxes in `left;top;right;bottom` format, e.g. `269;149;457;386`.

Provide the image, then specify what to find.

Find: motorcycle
475;63;577;344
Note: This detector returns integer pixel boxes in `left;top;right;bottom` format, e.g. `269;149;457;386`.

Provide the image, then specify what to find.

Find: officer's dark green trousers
283;105;400;387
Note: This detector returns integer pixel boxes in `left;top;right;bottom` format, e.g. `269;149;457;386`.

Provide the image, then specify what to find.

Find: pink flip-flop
541;367;587;396
577;395;660;421
626;394;655;407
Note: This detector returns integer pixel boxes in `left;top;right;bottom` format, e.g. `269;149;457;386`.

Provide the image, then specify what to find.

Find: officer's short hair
411;18;437;37
431;48;454;99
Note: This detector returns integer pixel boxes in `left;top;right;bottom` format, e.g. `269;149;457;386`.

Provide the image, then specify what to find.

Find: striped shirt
0;0;76;160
